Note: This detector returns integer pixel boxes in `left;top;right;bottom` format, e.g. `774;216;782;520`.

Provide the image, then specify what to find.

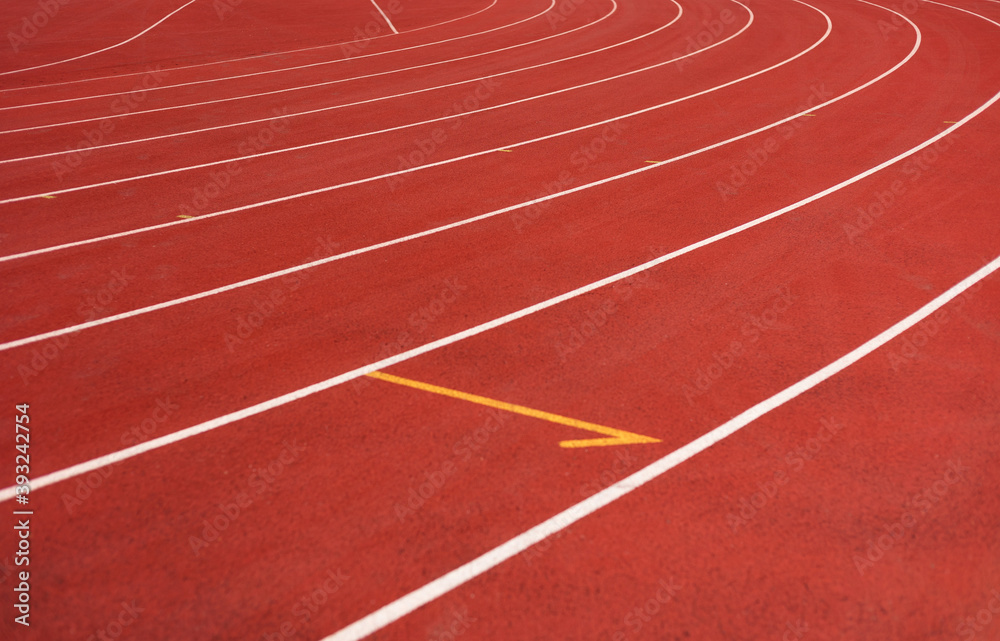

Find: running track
0;0;998;639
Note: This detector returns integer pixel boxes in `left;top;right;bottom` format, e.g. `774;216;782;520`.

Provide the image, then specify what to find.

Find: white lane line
0;0;896;270
369;0;399;34
0;0;558;112
0;0;603;142
0;0;198;77
0;0;956;491
5;51;1000;511
0;0;632;166
0;0;679;197
0;0;499;94
322;255;1000;640
0;0;753;258
325;7;1000;637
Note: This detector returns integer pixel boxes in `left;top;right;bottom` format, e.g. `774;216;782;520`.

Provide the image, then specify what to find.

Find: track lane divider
0;0;198;77
0;0;649;161
0;0;500;94
0;0;561;111
6;2;997;506
5;2;919;352
324;253;1000;641
369;0;400;35
0;0;677;189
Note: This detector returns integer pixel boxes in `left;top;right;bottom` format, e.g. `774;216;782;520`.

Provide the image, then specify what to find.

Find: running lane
0;0;502;88
0;0;996;639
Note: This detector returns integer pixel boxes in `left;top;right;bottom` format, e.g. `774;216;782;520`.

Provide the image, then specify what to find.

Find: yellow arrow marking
366;371;659;448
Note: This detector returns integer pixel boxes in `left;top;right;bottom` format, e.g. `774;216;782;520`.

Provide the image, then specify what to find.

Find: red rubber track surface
0;0;997;640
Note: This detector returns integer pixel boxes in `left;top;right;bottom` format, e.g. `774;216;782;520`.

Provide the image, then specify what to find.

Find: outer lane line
0;0;559;111
320;7;999;638
0;0;609;142
0;0;199;77
0;0;681;197
0;0;499;94
369;0;399;35
0;0;892;354
0;0;758;260
0;1;949;491
324;257;1000;640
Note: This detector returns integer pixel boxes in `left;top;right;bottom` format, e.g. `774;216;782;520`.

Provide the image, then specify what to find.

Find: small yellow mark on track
366;370;660;448
498;149;513;153
177;215;194;219
645;160;662;164
944;120;958;124
40;195;56;199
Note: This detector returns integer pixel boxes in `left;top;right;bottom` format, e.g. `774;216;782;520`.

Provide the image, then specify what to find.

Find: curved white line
0;0;858;352
0;0;681;198
1;3;985;568
0;0;558;111
2;6;995;640
369;0;399;34
0;0;607;141
0;0;626;162
322;10;999;640
0;0;198;77
0;0;745;259
334;264;1000;641
1;0;991;517
0;0;500;95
